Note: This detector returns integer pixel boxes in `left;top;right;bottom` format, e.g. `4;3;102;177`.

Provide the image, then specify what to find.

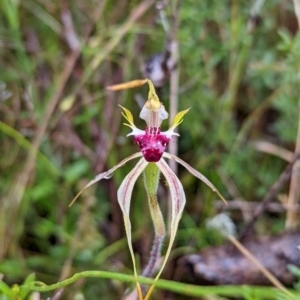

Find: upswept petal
119;105;136;128
144;158;186;300
161;108;190;138
169;108;190;131
119;105;145;136
117;157;148;298
163;152;227;204
69;152;142;206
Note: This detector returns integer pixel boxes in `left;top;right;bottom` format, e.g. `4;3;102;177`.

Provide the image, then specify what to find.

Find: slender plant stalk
224;86;283;170
142;163;165;288
23;270;300;299
286;105;300;229
286;0;300;229
168;0;182;175
167;0;181;239
53;191;96;299
219;2;256;144
228;235;292;296
240;153;300;239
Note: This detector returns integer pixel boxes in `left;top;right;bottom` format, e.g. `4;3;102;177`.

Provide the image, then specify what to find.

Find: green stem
142;163;166;278
142;235;164;278
22;271;299;299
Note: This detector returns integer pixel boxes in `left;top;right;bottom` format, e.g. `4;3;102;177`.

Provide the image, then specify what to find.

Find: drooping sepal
117;157;148;299
163;152;227;204
69;152;142;206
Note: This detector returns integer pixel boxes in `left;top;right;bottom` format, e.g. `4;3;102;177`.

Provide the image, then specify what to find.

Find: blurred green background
1;0;300;299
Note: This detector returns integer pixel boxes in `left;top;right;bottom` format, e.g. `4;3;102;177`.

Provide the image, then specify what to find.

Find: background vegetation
1;0;300;299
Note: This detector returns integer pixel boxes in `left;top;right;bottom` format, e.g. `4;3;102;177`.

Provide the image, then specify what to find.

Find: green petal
170;108;190;130
119;105;137;128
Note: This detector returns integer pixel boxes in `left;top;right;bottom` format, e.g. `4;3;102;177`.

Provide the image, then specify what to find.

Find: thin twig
166;0;181;238
285;0;300;229
215;198;300;214
166;0;182;174
168;43;179;175
53;191;95;299
225;86;283;169
48;289;63;300
239;153;300;240
253;141;294;163
60;0;80;52
228;235;292;297
219;0;265;144
293;0;300;27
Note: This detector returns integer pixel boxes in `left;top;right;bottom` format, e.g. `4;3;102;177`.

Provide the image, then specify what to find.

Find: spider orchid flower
70;79;226;300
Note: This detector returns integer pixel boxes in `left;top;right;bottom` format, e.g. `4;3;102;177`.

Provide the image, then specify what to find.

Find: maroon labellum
134;127;170;162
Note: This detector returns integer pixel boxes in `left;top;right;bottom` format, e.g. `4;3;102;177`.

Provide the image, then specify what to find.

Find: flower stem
142;235;164;278
142;163;166;278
